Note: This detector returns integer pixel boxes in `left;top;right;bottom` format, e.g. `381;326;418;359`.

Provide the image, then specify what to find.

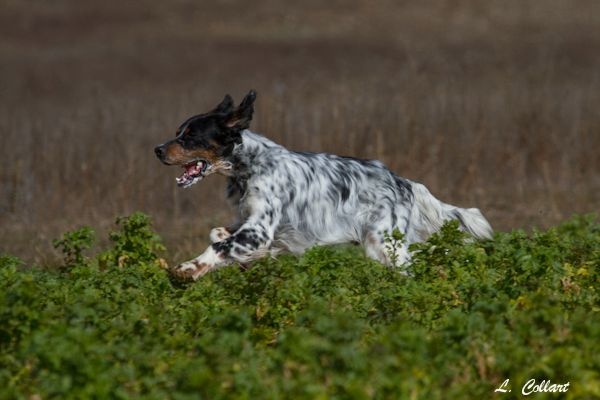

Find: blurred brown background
1;0;599;264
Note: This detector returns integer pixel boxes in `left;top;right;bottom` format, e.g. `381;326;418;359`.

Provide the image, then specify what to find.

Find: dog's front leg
209;227;232;243
171;246;226;281
172;201;281;280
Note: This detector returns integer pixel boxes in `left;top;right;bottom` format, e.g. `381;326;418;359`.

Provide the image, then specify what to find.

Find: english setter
154;90;492;280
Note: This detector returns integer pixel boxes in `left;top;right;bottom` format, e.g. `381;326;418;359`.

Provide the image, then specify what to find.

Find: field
1;0;600;264
1;2;600;398
1;213;599;399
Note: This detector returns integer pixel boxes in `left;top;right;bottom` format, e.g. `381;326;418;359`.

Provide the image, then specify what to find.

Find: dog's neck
239;130;281;153
223;130;281;201
228;130;282;175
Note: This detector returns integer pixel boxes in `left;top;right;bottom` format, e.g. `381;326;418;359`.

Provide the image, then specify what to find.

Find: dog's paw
169;261;198;281
170;260;214;281
210;227;231;243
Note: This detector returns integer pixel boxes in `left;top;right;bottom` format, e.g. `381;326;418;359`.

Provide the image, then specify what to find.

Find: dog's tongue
184;162;203;177
185;163;202;175
176;160;207;187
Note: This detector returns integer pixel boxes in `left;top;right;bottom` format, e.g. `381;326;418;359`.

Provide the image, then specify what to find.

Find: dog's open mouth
176;160;209;188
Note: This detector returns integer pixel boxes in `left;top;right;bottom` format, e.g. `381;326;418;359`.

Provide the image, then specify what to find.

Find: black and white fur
155;90;493;280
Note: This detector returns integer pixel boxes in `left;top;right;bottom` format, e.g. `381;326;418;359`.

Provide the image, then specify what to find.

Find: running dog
154;90;493;280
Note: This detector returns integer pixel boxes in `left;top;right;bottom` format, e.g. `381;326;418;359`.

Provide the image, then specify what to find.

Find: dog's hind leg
363;230;411;267
362;205;412;267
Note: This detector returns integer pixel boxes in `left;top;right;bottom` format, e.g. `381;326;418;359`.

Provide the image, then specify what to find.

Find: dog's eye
177;136;193;148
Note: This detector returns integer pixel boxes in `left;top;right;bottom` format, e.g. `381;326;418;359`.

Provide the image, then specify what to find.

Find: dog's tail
410;182;493;241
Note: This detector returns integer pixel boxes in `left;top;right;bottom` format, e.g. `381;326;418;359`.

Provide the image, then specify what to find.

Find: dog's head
154;90;256;188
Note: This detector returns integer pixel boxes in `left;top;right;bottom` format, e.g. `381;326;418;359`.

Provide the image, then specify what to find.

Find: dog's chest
226;177;247;208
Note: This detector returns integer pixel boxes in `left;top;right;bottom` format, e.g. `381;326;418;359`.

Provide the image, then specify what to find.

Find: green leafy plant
0;253;22;270
1;214;599;399
383;228;405;267
99;212;165;268
52;226;95;268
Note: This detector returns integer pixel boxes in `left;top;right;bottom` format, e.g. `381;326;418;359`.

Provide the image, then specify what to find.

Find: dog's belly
273;220;360;254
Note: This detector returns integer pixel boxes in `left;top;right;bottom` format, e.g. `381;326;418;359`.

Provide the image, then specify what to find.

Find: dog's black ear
213;94;235;114
239;90;257;110
223;90;256;130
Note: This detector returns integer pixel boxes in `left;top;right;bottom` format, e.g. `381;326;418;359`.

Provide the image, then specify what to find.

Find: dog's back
235;131;492;265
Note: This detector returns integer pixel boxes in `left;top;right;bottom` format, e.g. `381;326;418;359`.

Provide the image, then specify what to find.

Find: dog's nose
154;145;165;159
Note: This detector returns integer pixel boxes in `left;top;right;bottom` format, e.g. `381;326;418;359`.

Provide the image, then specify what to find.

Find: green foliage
1;214;599;399
0;254;23;270
52;227;95;268
99;212;166;268
383;228;405;267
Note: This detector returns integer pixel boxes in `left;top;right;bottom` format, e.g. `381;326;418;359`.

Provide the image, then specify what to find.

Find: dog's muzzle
154;145;169;164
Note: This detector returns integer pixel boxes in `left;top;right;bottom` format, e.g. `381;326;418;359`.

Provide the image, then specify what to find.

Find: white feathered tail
408;183;493;242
